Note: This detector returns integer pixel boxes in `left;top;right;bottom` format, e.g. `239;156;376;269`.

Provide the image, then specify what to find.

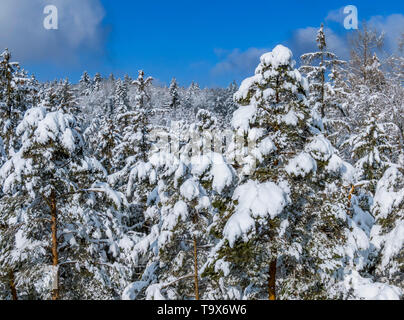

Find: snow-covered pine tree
300;24;347;119
370;159;404;295
109;79;136;179
40;82;58;112
124;111;234;300
107;71;154;255
93;72;102;91
183;81;201;120
114;78;129;109
0;106;136;300
132;70;153;162
204;45;357;300
168;78;180;111
384;35;404;154
49;79;81;122
85;111;120;174
0;48;34;161
0;49;39;299
345;114;393;194
79;71;91;96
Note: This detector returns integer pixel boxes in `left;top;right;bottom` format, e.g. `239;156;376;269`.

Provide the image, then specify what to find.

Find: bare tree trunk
268;258;277;300
8;270;18;300
193;236;199;300
50;190;59;300
348;185;355;208
320;59;326;118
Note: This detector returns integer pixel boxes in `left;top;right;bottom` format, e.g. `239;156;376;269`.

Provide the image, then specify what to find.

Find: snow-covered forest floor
0;25;403;300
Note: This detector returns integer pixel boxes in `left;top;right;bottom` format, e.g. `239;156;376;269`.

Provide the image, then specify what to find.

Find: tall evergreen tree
204;45;358;300
0;106;135;299
300;24;347;119
168;78;180;111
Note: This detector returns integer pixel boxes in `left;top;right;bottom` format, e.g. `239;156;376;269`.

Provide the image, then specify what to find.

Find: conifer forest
0;23;403;300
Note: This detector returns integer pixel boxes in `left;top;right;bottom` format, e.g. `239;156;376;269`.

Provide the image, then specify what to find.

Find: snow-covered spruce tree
123;112;235;300
168;78;180;111
93;72;102;92
339;35;389;163
40;82;58;112
114;78;129;109
0;50;38;299
0;106;136;300
79;71;91;96
106;72;155;276
339;52;392;226
0;48;35;161
131;70;153;162
344;114;393;194
203;45;357;300
110;72;153;195
299;25;351;150
85;110;121;174
122;147;182;300
182;81;201;121
107;79;132;173
57;79;80;115
384;35;404;154
369;158;404;294
300;24;348;120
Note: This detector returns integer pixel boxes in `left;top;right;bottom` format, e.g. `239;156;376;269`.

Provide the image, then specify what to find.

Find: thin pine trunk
193;236;199;300
348;185;355;207
320;52;326;118
9;270;18;300
268;258;277;300
50;190;59;300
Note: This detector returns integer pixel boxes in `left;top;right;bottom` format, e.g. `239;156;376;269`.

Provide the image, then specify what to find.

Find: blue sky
1;0;403;87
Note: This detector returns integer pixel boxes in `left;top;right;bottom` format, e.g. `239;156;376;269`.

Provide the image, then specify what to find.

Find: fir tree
93;73;102;91
168;77;181;111
79;71;91;96
0;107;135;299
205;45;356;300
370;160;404;290
300;24;347;119
0;48;34;159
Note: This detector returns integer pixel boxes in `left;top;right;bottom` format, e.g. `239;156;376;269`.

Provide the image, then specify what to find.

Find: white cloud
0;0;106;64
325;7;345;24
211;47;269;77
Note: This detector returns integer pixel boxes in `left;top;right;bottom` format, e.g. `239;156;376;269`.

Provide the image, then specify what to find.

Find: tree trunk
348;185;355;208
8;270;18;300
193;236;199;300
50;190;59;300
268;258;277;300
320;58;326;118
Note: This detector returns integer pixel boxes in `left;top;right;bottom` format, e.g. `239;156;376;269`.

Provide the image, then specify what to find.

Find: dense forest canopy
0;24;403;300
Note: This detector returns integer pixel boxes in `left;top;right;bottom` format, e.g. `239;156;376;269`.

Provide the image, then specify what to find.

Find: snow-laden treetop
234;45;308;105
258;44;295;71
